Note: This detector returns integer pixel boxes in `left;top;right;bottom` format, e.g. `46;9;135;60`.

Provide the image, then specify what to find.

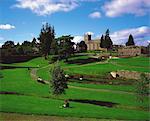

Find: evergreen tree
57;35;74;61
38;23;55;59
50;39;58;55
100;35;105;48
105;29;113;49
31;38;37;47
126;34;135;46
100;29;113;49
106;29;109;36
50;62;68;95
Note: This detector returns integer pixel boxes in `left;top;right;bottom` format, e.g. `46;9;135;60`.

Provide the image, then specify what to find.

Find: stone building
84;33;102;51
118;46;141;57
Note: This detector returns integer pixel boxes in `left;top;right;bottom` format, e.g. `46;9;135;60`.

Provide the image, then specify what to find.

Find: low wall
111;70;150;80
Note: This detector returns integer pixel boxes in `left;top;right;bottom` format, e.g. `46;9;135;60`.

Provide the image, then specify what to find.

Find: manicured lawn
69;82;135;92
0;57;49;68
0;55;149;120
0;95;149;120
109;56;150;68
0;69;49;97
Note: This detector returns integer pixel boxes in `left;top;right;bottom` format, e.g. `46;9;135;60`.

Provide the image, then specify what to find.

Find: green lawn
109;56;150;68
69;82;135;92
37;56;150;80
1;95;149;120
0;57;49;68
0;55;149;120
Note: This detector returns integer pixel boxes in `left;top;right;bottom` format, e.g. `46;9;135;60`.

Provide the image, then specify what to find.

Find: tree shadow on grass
69;99;118;108
67;58;99;65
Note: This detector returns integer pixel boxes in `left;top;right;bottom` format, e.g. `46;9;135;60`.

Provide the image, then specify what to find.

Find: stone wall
111;70;150;80
118;46;141;57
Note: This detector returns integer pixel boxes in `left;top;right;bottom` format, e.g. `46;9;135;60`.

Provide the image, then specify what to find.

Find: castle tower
84;33;91;43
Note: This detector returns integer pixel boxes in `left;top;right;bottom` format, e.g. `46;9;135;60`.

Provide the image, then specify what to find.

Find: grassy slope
109;56;150;67
0;55;150;120
1;95;148;120
37;56;150;81
0;68;149;120
69;82;135;92
0;112;111;121
0;57;49;68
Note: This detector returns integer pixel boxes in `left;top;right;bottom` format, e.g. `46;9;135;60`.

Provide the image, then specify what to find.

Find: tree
77;41;87;52
100;35;105;48
57;35;74;61
22;41;31;46
100;29;113;49
2;41;14;49
38;23;55;59
50;62;68;95
135;73;149;103
31;38;37;47
126;34;135;46
105;29;113;49
50;39;58;55
18;46;24;55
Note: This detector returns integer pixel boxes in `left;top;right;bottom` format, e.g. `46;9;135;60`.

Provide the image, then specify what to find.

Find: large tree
57;35;74;61
38;23;55;59
100;35;105;48
31;38;37;47
126;34;135;46
100;29;113;49
50;62;68;95
77;41;87;52
105;29;113;49
2;41;14;49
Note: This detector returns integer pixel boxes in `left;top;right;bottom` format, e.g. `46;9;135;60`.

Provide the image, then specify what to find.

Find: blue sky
0;0;150;46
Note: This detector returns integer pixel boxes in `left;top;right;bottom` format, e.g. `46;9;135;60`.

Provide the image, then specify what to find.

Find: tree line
1;22;148;61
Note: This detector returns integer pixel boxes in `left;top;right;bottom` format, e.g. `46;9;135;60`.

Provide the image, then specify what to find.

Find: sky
0;0;150;46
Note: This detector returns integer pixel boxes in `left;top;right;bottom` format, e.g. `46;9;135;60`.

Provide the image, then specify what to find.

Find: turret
84;33;92;42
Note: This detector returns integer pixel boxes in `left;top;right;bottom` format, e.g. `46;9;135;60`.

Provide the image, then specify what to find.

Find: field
0;54;149;120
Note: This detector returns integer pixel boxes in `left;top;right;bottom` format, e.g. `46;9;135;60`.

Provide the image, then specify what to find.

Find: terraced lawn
0;55;149;120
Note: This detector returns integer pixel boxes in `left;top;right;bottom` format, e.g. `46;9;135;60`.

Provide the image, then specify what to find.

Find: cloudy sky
0;0;149;46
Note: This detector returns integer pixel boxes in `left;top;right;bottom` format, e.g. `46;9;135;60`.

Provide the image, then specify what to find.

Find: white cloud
14;0;100;16
0;24;15;30
110;26;150;46
14;0;79;16
103;0;150;17
89;11;101;18
72;36;83;44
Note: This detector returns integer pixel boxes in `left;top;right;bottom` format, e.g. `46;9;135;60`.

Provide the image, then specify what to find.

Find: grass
0;55;150;120
0;112;107;121
0;69;49;97
0;57;49;68
37;56;150;81
0;68;149;107
0;95;149;120
109;56;150;68
68;82;135;92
